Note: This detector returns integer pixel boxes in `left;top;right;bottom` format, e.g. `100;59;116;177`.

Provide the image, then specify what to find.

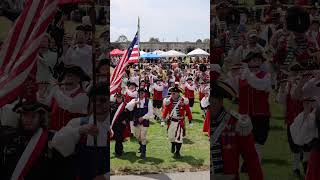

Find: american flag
0;0;58;108
110;32;139;95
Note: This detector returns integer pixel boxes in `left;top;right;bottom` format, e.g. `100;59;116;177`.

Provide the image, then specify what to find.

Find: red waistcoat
162;98;192;122
184;86;195;99
238;71;270;117
50;88;87;130
153;89;163;100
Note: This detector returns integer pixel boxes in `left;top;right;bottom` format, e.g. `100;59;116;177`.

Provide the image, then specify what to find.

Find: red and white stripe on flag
0;0;58;108
110;32;140;95
128;45;139;63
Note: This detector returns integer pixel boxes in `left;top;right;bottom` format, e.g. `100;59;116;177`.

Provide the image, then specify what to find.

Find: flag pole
138;17;141;89
89;0;97;146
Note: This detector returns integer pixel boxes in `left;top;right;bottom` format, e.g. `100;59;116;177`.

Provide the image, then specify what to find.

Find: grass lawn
110;98;210;175
224;93;303;180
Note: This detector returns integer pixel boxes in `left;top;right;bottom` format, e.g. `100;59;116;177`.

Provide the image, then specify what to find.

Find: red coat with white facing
184;83;196;99
214;111;263;180
152;83;163;100
162;96;192;123
238;69;271;117
124;89;138;103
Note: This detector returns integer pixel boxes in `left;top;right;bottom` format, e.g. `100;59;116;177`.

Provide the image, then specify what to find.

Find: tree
203;38;210;43
149;37;160;43
116;35;129;43
196;39;202;43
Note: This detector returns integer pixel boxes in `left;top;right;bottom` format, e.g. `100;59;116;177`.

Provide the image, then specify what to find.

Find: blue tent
140;52;160;59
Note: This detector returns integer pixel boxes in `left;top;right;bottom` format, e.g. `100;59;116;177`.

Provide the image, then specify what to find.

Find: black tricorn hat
169;87;183;93
13;101;51;113
138;88;148;93
288;63;304;72
211;80;237;99
87;82;108;97
97;59;109;71
59;64;91;82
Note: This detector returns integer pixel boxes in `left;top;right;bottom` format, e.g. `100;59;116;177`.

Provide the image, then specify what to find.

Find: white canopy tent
140;50;146;55
153;50;165;55
187;48;210;56
160;50;186;57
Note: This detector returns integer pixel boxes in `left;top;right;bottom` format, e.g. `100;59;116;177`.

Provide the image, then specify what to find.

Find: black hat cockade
13;101;51;114
169;87;184;94
211;80;237;100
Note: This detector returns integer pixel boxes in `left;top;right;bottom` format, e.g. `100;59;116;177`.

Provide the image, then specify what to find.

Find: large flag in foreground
110;32;140;95
0;0;58;108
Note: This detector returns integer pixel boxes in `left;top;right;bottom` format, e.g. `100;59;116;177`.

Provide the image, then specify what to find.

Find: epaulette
228;110;253;136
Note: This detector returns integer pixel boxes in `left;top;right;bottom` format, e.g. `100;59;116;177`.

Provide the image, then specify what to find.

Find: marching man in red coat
238;51;272;165
162;87;192;159
211;80;263;180
150;77;164;125
183;77;196;127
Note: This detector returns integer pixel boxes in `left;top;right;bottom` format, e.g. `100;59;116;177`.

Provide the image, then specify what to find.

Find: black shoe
140;145;146;159
171;142;176;154
293;169;302;178
115;153;122;157
240;163;248;173
174;152;181;159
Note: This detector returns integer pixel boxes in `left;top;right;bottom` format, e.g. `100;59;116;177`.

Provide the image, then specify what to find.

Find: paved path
110;171;210;180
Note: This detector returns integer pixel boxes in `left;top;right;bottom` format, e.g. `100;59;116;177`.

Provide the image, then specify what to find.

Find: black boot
171;142;176;153
138;142;142;153
240;162;248;173
115;141;123;157
140;145;146;159
303;162;308;174
174;143;182;159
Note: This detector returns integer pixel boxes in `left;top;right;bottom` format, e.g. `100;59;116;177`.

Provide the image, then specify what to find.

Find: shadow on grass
174;155;205;166
262;158;288;166
183;138;194;144
192;111;201;115
192;119;203;123
137;156;165;165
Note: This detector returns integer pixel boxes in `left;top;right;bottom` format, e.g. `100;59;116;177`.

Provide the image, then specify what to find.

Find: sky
110;0;210;42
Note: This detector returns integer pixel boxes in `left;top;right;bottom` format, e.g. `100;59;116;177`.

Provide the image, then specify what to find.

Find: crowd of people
211;2;320;180
0;15;109;180
110;57;210;158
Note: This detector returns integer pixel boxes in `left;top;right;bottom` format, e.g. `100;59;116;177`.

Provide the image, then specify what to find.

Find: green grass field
110;98;210;175
224;93;303;180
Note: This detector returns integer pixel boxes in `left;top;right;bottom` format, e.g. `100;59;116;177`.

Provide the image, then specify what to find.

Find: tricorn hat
169;87;183;93
59;64;91;82
13;101;51;114
211;80;237;99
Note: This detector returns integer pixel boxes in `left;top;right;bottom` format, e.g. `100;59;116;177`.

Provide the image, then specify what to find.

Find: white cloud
110;0;209;42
